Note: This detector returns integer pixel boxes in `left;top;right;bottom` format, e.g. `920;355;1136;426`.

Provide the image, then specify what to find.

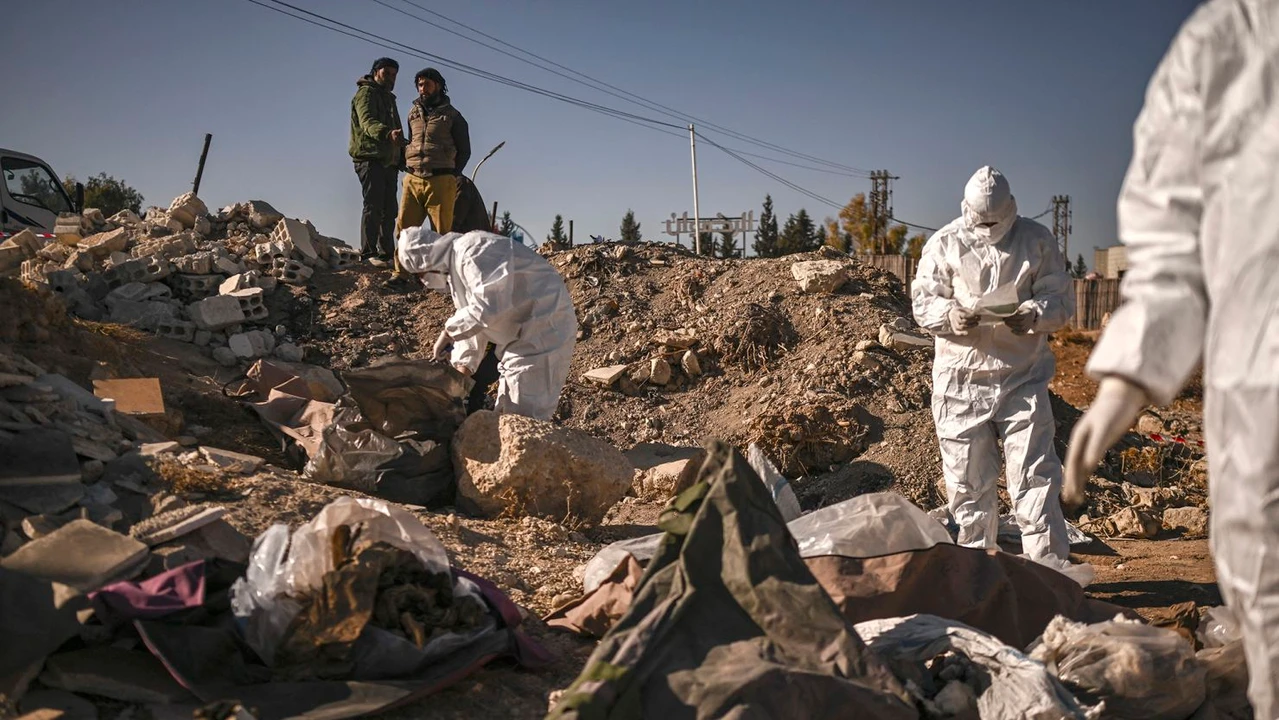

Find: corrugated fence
856;255;1122;330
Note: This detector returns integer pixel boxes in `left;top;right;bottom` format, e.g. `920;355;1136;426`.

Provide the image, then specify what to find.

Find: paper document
969;283;1022;325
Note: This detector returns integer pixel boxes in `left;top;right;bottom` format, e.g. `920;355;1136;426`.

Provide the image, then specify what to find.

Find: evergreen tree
716;228;739;259
778;208;817;255
498;211;517;237
752;194;780;257
1073;253;1088;278
547;214;568;247
620;209;642;244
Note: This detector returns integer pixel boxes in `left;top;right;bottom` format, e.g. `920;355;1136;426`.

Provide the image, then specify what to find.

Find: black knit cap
414;67;447;93
371;57;399;73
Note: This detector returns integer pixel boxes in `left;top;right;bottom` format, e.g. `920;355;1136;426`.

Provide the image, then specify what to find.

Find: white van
0;148;82;238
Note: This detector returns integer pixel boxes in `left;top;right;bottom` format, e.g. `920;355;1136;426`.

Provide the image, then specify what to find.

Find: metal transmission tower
868;170;899;253
1051;195;1072;263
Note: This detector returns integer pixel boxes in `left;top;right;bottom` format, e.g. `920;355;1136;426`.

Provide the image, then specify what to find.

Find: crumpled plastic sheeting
746;442;802;522
1029;615;1206;720
583;492;953;594
304;399;404;493
231;497;478;666
856;614;1096;720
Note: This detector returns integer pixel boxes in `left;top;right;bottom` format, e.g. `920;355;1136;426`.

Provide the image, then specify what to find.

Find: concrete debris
130;503;228;546
189;295;245;331
649;357;672;386
0;428;82;486
229;329;275;359
199;446;264;474
274;342;305;363
583;364;629;387
453;410;635;524
167;192;208;230
272;218;317;262
1163;506;1208;537
0;519;148;592
791;260;849;294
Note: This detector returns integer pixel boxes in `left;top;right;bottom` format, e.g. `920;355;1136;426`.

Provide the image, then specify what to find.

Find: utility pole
1052;195;1072;263
689;124;702;255
569;219;574;246
868;169;898;253
192;134;213;196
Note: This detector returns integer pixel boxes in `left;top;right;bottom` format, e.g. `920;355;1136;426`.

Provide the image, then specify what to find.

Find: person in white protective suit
1064;2;1279;714
912;166;1074;565
397;227;577;420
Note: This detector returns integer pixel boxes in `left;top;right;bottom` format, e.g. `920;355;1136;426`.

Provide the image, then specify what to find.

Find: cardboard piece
92;378;164;416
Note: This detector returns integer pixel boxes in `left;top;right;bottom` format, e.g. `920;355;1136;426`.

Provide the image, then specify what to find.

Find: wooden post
569;220;574;246
192;133;213;196
490;201;498;230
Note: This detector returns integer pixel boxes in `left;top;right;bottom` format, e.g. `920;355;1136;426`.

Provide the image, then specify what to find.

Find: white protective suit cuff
445;307;485;342
450;336;485;374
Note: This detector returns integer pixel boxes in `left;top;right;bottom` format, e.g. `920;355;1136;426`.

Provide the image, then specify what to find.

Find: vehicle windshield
2;156;72;215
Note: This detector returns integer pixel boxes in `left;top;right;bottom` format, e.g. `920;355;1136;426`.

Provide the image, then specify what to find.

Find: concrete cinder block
329;246;360;270
103;259;148;289
271;218;317;263
173;253;214;275
44;269;81;295
137;257;172;282
155;319;197;343
172;274;221;297
21;259;49;284
227;287;268;321
188;295;246;331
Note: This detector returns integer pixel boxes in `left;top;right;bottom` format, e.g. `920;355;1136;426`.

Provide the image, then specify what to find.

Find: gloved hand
1004;308;1037;335
1062;376;1151;511
948;305;979;335
432;329;452;360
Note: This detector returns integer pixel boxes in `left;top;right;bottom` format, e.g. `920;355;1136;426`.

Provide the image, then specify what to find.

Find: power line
248;0;688;132
695;132;845;211
382;0;873;177
890;204;1055;236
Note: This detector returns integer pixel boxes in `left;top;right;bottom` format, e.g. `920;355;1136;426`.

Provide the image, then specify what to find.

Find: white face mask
963;196;1018;245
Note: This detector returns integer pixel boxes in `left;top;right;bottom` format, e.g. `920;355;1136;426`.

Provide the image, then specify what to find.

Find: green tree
693;231;713;255
620;209;642;244
716;228;739;258
778;208;818;256
752;194;780;257
822;217;850;253
498;211;517;237
906;233;928;260
1073;253;1088;278
547;214;569;247
814;222;827;249
61;173;143;217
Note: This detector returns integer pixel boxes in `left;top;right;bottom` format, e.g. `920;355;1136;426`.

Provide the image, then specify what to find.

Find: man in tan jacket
391;67;471;284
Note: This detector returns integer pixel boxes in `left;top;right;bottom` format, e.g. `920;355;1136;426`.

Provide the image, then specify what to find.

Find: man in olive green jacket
349;57;404;266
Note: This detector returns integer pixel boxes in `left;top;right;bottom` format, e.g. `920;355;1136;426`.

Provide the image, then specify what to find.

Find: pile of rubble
0;193;361;369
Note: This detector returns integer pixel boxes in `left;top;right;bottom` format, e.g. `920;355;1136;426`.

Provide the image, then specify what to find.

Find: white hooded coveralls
912;166;1074;564
398;228;577;420
1088;1;1279;713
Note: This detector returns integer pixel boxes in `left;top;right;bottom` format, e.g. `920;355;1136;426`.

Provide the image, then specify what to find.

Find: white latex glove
432;329;452;360
1063;376;1151;511
948;305;979;335
1004;308;1036;335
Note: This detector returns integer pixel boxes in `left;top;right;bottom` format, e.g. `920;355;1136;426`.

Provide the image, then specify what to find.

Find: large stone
791;260;849;294
189;295;246;331
453;410;634;524
0;519;148;592
166;193;208;230
81;227;130;258
1163;506;1208;537
649;357;672;386
680;350;702;377
583;364;628;387
247;200;284;229
108;209;142;226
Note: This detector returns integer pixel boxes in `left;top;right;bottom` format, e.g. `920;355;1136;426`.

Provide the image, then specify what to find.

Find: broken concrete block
167;193;208;230
583;364;629;387
228;331;271;359
92;378;164;415
140;441;181;457
81;227;130;258
214;256;244;276
130;504;228;546
1163;506;1208;537
0;428;81;486
791;260;849;294
199;447;264;474
102;258;148;289
154;318;197;342
54;214;83;246
218;272;254;295
171;273;220;297
453;410;635;524
330;245;361;269
271;218;317;263
173;252;214;275
105;281;153;305
0;519;148;592
108;209;142;226
43;269;81;295
188;295;246;331
194;215;211;237
649;357;672;386
137;256;172;282
227;287;268;321
247;200;284;229
273;257;313;285
9;228;43;257
39;647;194;704
20;259;49;284
0;242;25;272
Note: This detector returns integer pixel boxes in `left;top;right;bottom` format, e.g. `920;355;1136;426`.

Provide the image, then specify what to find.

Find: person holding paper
911;166;1075;565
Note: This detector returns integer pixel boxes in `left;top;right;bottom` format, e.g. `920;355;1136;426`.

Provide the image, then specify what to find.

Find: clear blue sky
1;0;1200;265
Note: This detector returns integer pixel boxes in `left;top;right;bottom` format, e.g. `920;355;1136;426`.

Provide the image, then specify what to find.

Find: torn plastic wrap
746;442;802;522
855;614;1095;719
1029;615;1206;720
230;497;490;669
304;398;404;494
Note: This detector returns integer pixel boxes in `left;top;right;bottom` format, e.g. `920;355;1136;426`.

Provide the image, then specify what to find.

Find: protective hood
397;226;459;276
962;166;1018;245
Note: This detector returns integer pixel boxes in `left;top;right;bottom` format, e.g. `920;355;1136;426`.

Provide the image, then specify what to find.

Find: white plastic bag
746;443;802;522
230;496;476;666
1198;605;1241;649
1030;614;1206;720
